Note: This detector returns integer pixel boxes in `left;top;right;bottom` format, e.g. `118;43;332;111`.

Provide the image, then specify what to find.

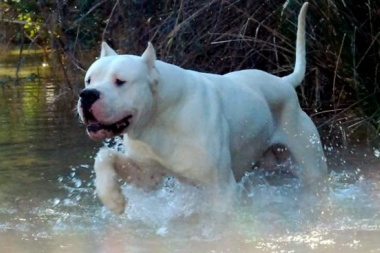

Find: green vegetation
1;0;379;136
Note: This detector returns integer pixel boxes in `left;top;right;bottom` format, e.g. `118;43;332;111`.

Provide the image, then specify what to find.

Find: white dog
77;2;327;214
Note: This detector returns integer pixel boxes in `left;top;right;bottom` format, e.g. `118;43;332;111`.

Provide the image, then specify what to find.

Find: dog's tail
282;2;309;88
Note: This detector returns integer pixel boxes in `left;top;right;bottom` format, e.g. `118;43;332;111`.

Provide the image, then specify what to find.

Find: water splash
5;142;379;251
47;161;380;243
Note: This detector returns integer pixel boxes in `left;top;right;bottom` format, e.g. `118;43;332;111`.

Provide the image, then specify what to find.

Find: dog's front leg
94;148;128;214
94;147;166;214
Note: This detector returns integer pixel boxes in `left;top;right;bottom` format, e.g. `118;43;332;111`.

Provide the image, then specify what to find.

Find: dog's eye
86;78;91;85
115;79;126;86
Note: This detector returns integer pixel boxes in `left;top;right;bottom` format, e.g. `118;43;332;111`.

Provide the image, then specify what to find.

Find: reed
1;0;379;136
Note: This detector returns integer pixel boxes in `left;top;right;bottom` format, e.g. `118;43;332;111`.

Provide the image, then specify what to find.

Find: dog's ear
100;42;118;57
141;42;156;70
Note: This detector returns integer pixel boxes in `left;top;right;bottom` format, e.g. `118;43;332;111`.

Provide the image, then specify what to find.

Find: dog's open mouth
84;114;133;139
87;115;133;133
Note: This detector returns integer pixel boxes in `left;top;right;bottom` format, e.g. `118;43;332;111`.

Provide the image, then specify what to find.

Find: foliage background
1;0;379;139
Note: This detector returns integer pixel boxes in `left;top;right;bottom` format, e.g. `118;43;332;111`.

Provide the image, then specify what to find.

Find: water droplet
52;198;60;206
156;226;168;236
74;179;82;188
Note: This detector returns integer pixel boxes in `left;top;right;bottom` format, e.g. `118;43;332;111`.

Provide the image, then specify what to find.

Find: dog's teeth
116;122;126;128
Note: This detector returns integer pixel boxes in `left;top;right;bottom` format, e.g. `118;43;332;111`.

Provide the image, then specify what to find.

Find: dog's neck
126;60;195;139
153;60;194;115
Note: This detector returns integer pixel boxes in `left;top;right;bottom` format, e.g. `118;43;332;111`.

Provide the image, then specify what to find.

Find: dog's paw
96;182;126;215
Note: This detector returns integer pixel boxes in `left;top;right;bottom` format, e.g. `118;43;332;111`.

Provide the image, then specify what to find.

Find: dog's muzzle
80;88;100;122
79;88;133;139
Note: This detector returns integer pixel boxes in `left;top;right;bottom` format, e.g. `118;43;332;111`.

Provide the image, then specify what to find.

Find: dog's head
77;42;158;140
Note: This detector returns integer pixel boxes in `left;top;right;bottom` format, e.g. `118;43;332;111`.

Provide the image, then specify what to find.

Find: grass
1;0;379;139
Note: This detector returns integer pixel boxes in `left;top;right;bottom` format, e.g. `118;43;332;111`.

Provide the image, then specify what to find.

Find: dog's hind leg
275;110;328;191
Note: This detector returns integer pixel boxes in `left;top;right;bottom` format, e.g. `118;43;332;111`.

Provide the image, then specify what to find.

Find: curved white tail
282;2;308;88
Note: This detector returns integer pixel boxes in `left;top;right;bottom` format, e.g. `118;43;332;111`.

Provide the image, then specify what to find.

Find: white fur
77;2;327;214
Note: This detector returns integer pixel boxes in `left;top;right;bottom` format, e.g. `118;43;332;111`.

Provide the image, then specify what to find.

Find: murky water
1;49;380;253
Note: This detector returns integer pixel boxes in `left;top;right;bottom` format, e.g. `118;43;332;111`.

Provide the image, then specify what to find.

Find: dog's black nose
80;88;100;107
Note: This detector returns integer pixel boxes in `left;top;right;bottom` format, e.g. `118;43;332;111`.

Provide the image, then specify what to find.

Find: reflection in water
0;50;380;252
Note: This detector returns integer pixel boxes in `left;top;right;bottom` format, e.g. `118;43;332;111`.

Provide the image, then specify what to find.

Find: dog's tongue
87;128;114;140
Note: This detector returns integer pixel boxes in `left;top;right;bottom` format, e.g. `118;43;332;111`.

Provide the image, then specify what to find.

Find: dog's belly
229;126;274;181
217;87;275;181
